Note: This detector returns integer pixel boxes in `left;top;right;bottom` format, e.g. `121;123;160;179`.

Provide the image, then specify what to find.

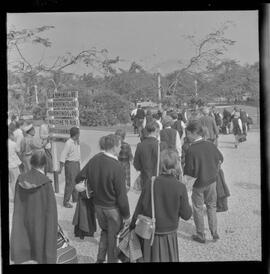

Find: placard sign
47;90;80;139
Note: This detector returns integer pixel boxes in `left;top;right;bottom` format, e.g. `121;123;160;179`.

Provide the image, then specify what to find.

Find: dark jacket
136;108;145;119
172;120;184;138
184;140;223;188
199;115;219;141
160;128;177;150
11;169;58;264
75;152;130;219
72;182;97;237
131;174;192;233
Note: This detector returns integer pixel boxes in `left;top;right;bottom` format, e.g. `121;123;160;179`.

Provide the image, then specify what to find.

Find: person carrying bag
134;140;160;246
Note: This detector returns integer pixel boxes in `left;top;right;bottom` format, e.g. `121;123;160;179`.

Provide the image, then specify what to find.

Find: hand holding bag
75;179;93;199
134;140;160;246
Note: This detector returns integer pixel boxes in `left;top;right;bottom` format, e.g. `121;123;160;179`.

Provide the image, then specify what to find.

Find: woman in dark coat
130;149;192;262
10;151;58;264
232;111;243;148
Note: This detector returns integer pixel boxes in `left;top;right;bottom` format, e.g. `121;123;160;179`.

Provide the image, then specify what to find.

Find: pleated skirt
139;231;179;263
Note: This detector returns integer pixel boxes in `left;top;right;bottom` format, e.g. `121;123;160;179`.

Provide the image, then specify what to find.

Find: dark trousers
64;161;80;204
95;206;123;263
192;182;218;239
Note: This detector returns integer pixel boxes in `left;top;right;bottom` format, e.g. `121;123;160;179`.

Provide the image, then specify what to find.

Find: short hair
201;107;209;115
99;136;106;150
145;121;159;133
160;149;180;177
152;113;160;120
70;127;80;137
115;128;126;140
103;134;121;151
171;112;178;120
30;151;47;169
162;115;173;127
186;120;204;136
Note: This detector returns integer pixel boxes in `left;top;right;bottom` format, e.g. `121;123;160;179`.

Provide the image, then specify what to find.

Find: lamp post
157;68;162;111
48;79;59;193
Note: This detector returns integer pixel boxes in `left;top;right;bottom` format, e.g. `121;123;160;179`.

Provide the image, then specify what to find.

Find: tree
167;21;236;97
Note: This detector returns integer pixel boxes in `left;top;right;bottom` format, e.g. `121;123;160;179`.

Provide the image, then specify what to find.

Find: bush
79;90;131;126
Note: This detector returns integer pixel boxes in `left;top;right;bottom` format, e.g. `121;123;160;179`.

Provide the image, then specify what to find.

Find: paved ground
9;127;261;263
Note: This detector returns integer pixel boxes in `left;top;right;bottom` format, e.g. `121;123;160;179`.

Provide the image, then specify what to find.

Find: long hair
160;149;181;177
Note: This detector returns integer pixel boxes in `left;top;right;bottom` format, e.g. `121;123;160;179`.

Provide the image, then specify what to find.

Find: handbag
57;225;78;264
134;140;160;246
238;134;247;143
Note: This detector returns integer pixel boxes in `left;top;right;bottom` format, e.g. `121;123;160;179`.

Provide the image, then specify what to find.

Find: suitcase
57;225;78;264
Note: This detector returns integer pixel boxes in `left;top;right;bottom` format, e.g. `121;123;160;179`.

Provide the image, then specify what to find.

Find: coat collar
18;168;51;190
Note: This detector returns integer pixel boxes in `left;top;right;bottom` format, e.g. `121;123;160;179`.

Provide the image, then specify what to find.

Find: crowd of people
9;103;250;263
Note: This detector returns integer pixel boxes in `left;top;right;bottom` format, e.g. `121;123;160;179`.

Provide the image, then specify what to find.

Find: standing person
135;105;146;138
10;151;58;264
131;105;138;134
232;111;243;149
133;121;160;192
222;108;232;134
39;117;53;175
58;127;81;208
79;134;130;263
171;112;184;141
8;130;21;201
184;120;223;243
20;124;47;173
130;149;192;262
13;120;25;152
115;129;133;191
182;107;188;124
240;108;248;136
199;107;219;146
153;113;163;131
9;114;17;132
160;116;182;160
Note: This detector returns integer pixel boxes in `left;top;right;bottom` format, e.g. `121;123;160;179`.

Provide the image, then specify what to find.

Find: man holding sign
58;127;81;208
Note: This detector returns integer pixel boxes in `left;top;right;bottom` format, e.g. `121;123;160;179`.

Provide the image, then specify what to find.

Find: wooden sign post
47;90;80;193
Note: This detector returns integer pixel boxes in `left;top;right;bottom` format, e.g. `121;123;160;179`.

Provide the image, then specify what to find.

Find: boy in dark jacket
184;120;223;243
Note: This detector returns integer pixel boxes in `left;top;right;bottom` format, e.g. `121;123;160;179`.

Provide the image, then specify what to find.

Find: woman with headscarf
10;151;58;264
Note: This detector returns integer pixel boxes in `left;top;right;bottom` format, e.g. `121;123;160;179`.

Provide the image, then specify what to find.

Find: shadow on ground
234;182;260;190
77;255;95;263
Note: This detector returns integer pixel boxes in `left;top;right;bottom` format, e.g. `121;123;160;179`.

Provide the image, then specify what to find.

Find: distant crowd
8;102;249;264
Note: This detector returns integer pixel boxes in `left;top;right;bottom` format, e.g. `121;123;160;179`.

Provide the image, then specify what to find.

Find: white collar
103;151;118;161
35;168;45;175
194;137;203;142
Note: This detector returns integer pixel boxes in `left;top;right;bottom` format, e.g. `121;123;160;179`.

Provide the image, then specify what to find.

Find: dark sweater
199;115;219;140
184;140;223;188
131;174;192;233
160;128;177;150
75;152;130;219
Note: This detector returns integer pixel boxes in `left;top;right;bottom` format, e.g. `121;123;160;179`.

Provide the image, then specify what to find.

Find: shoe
212;234;220;242
192;234;206;244
95;260;104;264
63;202;73;208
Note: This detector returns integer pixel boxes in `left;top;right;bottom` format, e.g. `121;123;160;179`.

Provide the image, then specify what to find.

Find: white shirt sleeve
60;140;70;163
175;131;182;158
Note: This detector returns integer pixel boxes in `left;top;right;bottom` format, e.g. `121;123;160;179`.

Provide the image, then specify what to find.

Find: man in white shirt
58;127;81;208
8;130;21;201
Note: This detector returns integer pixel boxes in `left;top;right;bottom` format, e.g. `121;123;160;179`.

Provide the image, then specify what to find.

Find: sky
7;11;259;75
